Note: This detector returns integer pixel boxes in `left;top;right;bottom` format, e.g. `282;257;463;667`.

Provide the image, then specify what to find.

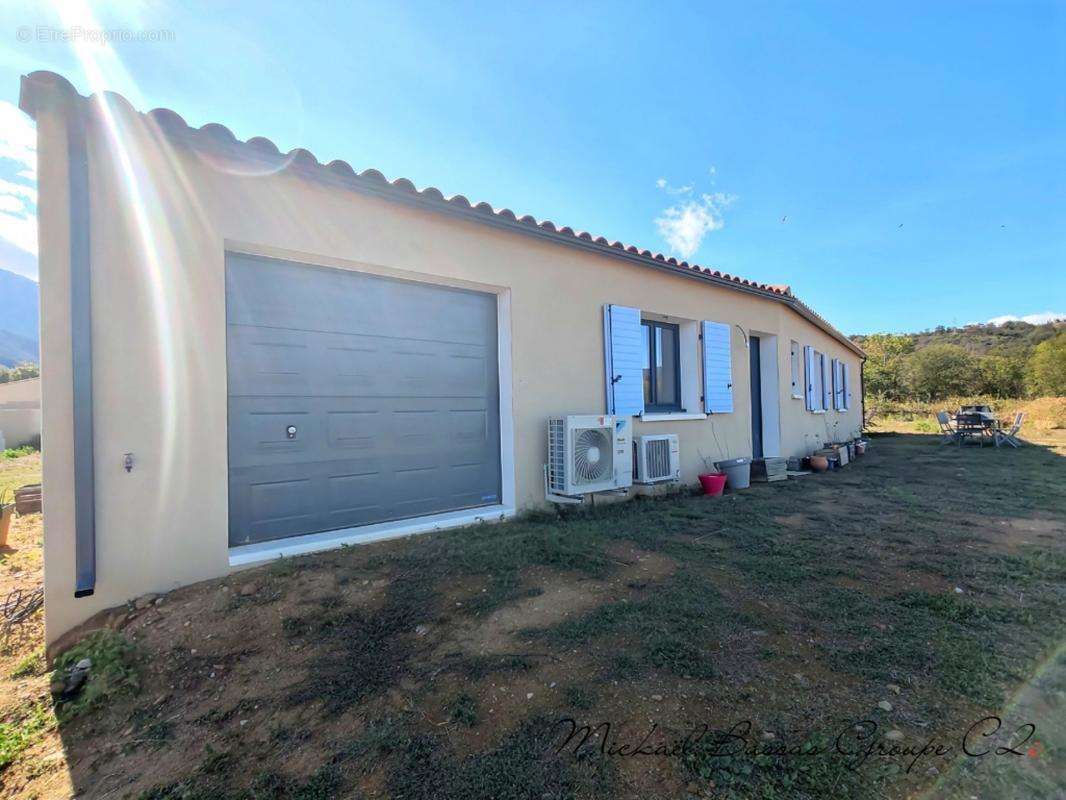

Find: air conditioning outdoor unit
634;434;681;484
547;415;633;498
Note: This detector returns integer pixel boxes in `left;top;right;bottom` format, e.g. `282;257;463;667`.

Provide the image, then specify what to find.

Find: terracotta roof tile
18;70;863;356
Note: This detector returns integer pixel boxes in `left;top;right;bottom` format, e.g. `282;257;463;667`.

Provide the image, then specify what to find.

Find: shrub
904;345;977;400
2;445;35;459
1026;332;1066;396
52;630;140;721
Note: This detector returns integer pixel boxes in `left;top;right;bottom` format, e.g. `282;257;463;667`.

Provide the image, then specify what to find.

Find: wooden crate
751;457;788;482
14;483;41;515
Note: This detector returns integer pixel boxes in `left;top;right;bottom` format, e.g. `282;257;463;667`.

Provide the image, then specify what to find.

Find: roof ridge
19;70;864;357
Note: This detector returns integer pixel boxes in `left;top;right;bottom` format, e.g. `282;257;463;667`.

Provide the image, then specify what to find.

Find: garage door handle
286;425;297;439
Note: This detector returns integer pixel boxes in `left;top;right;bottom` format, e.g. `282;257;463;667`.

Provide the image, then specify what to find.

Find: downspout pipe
68;103;95;597
20;73;96;597
860;356;867;433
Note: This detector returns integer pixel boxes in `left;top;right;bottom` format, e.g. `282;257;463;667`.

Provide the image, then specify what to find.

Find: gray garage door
226;253;501;547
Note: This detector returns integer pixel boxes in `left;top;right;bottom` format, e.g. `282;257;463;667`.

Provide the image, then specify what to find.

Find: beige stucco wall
33;85;863;643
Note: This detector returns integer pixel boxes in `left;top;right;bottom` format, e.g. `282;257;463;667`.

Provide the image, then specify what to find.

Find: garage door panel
227;327;316;396
229;403;314;464
227;253;501;546
326;410;382;451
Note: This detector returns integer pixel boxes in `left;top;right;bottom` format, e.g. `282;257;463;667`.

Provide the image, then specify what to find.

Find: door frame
223;241;516;567
749;331;782;458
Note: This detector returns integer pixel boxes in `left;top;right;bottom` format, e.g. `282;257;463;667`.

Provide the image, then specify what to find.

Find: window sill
640;412;708;422
811;410;826;415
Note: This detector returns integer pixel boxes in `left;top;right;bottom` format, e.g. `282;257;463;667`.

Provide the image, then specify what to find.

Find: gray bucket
714;457;751;490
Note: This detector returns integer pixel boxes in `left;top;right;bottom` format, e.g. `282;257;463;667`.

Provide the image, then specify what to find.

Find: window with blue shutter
603;304;644;416
702;321;733;413
803;345;816;411
843;362;851;410
820;353;831;412
832;358;842;410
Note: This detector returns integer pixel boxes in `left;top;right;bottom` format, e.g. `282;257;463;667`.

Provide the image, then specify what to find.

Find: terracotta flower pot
0;503;13;548
809;455;829;473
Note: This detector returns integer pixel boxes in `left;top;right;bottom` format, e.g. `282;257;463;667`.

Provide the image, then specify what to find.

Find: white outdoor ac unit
547;415;633;498
634;434;681;484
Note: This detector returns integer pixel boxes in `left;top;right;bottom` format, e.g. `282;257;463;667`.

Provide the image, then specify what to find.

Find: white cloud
0;209;38;256
0;179;36;205
0;101;37;181
655;177;693;196
987;312;1065;326
654;192;735;259
0;101;38;258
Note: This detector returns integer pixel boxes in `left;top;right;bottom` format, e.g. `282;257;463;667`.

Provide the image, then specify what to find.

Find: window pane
641;323;652;405
655;325;678;407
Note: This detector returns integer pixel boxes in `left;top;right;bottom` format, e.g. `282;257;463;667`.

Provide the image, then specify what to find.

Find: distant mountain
0;268;39;367
852;320;1063;359
0;329;38;368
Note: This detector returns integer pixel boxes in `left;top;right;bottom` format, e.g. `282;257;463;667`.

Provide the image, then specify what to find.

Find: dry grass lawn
0;435;1064;799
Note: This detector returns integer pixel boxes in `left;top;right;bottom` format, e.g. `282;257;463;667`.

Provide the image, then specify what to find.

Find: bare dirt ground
0;434;1064;799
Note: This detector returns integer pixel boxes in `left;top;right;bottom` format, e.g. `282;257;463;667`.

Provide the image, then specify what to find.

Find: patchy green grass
682;729;894;800
9;648;43;679
386;716;613;800
448;692;479;727
0;700;50;771
530;568;730;679
0;450;39;501
16;433;1066;799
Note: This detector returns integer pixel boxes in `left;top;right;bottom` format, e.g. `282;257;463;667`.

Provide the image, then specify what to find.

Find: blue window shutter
702;321;733;413
803;346;815;411
832;358;841;410
820;354;830;411
603;304;644;416
843;362;851;410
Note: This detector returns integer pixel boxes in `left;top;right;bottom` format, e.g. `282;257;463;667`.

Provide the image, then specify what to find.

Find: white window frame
639;312;707;422
810;349;826;413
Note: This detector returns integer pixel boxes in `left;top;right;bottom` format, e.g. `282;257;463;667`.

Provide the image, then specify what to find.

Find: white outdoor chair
935;411;959;446
994;413;1025;448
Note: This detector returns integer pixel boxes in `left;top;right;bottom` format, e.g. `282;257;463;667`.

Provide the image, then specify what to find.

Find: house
20;71;864;644
0;376;41;450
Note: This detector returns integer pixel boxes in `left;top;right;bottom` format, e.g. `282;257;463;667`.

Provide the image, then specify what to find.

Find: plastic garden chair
994;413;1025;448
935;411;959;446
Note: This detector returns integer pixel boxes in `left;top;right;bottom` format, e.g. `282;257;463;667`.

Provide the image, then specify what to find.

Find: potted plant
0;489;13;548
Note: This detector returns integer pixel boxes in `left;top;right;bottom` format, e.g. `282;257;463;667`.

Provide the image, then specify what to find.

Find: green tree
860;334;914;399
975;355;1025;397
904;344;977;400
1025;332;1066;396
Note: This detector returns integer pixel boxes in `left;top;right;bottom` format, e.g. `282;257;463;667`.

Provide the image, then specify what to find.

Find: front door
749;335;763;459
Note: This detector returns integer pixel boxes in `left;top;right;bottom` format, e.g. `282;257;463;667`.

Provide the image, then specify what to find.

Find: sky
0;0;1063;335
